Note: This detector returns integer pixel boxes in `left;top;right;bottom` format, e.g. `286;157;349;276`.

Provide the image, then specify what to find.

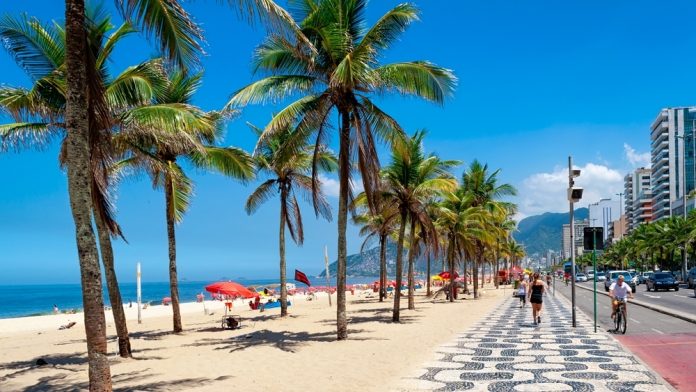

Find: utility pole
615;192;624;239
568;156;583;328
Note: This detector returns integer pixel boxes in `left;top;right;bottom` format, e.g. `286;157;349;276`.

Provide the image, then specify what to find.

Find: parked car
596;272;607;282
646;272;680;292
586;271;595;279
671;271;684;283
575;273;588;282
687;267;696;289
641;271;653;284
604;270;636;292
628;272;640;285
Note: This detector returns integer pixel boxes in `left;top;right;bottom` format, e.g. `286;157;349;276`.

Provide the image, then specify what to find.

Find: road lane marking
629;318;641;324
674;294;690;298
644;294;661;298
651;328;665;334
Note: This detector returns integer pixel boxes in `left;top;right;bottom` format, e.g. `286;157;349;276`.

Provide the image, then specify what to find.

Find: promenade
401;291;673;391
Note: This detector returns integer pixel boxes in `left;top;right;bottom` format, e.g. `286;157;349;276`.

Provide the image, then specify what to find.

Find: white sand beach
0;287;507;391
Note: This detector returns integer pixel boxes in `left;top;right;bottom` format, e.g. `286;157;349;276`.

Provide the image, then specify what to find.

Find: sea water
0;277;378;319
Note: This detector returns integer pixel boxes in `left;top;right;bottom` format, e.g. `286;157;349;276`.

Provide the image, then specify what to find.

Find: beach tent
438;271;459;280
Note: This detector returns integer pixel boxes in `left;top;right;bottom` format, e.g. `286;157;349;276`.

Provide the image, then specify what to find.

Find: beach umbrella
204;282;257;299
438;271;459;280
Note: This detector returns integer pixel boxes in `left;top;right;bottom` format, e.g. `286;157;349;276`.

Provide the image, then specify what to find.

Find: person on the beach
53;304;58;314
528;272;545;325
517;276;528;308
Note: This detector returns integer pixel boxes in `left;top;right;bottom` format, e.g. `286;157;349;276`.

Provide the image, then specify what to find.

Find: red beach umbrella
438;271;459;280
205;281;257;299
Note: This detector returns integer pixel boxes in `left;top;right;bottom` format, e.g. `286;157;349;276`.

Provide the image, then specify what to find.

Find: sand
0;286;507;391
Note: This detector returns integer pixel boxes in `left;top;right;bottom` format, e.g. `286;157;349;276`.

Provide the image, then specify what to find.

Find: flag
294;269;311;287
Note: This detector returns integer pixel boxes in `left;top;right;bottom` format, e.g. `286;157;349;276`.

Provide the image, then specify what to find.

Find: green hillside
514;208;589;256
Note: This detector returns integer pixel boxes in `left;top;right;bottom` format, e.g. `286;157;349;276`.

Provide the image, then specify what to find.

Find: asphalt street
552;279;695;335
578;279;696;314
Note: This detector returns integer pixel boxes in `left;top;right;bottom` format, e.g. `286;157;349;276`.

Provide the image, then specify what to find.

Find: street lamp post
676;133;689;280
568;156;583;328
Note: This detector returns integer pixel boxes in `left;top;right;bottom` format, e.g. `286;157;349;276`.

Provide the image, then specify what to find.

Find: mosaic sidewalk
399;293;672;391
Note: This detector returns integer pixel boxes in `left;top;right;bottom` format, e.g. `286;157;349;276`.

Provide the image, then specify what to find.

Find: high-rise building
562;219;589;258
650;107;696;220
624;167;652;231
589;199;620;241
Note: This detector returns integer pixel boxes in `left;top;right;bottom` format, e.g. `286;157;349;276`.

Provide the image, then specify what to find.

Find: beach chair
221;315;242;330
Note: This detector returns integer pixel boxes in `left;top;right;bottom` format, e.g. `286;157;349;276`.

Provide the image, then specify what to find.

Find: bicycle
613;298;627;334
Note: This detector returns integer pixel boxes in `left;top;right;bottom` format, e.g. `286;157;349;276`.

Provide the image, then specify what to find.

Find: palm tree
60;0;299;388
228;0;456;339
120;69;255;333
353;194;397;302
461;160;517;298
0;11;164;358
381;131;457;319
245;122;336;316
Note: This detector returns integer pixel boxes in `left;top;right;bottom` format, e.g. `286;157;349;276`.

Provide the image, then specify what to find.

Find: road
553;279;696;391
577;279;696;315
552;279;695;334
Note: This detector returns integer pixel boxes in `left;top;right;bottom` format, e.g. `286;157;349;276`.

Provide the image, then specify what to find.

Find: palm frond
118;0;204;70
0;121;59;151
0;14;64;80
190;145;255;181
226;75;318;109
106;58;164;109
375;61;457;104
167;161;193;223
245;178;278;214
96;20;136;69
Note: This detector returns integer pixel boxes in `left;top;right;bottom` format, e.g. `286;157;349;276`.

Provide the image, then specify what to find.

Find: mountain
318;241;433;278
513;208;588;256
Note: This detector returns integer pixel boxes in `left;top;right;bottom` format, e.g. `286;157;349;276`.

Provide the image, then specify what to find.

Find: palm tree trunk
392;209;407;321
379;234;387;302
426;251;431;296
94;212;131;358
407;217;417;310
279;187;288;317
494;247;499;289
165;173;182;333
65;0;112;389
462;259;468;294
336;111;350;340
448;235;455;302
473;245;481;299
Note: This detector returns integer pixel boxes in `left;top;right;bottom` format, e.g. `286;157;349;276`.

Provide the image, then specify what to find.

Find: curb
573;283;696;325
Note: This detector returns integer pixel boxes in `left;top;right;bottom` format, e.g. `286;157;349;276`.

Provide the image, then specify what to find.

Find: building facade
589;199;620;241
650;107;696;220
624;167;652;232
562;219;589;258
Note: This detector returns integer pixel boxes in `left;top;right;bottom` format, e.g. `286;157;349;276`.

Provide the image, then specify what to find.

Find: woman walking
528;272;545;325
517;275;528;308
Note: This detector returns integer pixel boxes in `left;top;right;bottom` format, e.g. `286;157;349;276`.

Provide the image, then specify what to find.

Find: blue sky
1;0;694;284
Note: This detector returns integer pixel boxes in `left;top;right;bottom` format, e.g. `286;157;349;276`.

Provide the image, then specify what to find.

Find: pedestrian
528;272;545;325
517;275;528;308
53;304;59;314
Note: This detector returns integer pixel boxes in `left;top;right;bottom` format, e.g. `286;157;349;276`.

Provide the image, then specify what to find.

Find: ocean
0;277;379;319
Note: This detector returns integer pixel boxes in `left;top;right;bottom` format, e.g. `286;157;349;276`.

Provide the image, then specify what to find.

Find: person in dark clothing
528;272;546;325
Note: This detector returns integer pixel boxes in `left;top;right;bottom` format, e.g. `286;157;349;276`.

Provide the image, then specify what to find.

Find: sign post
324;246;332;307
136;262;142;324
584;227;604;333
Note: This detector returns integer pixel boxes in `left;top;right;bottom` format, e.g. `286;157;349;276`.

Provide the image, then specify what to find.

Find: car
646;272;680;292
687;267;696;289
596;272;607;282
639;271;653;285
604;270;636;293
575;273;588;282
671;271;684;283
586;271;595;279
628;272;640;286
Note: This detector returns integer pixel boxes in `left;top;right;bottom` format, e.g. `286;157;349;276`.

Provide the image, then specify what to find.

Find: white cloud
318;175;363;198
623;143;650;168
518;162;624;217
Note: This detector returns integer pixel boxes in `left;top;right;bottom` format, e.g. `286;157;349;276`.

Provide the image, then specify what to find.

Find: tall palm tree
228;0;456;339
461;160;517;298
60;0;299;388
120;69;255;333
0;11;164;358
381;131;457;319
245;123;336;316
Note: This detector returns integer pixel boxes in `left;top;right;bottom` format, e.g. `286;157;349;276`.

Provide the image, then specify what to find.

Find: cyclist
609;275;634;319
